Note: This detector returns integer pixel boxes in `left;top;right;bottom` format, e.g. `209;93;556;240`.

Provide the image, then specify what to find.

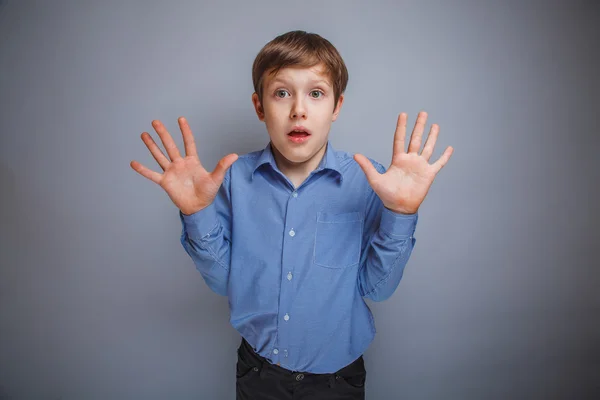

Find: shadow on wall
0;160;18;281
0;384;64;400
0;159;16;229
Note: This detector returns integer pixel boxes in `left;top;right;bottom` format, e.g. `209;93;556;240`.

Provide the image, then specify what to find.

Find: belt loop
328;374;336;388
258;360;267;379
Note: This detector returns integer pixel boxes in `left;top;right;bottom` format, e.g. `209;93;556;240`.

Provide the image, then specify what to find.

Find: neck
271;142;327;188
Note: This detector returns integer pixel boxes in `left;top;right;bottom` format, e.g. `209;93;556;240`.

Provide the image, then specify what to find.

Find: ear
252;92;265;121
332;94;344;122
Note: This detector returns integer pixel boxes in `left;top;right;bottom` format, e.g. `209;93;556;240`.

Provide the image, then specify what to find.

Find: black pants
236;338;366;400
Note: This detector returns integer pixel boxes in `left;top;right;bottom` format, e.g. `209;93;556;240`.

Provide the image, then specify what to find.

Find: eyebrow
269;78;331;88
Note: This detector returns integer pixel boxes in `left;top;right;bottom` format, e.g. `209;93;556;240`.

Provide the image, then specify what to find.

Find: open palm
354;111;453;215
130;117;238;215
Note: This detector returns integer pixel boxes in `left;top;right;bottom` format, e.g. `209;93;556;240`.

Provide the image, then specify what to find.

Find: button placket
279;190;301;371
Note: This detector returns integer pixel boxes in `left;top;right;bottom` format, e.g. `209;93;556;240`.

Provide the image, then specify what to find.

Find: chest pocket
314;211;363;269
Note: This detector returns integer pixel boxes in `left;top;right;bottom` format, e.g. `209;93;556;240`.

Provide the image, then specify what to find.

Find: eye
275;89;290;98
310;90;324;99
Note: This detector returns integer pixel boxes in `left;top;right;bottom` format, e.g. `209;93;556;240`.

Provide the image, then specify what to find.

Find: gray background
0;0;598;399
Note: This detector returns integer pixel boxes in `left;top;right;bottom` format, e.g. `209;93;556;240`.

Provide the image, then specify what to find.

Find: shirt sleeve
179;171;233;296
357;161;418;302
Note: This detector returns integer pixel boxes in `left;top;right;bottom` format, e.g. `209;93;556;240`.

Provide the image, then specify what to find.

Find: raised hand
354;111;453;215
130;117;238;215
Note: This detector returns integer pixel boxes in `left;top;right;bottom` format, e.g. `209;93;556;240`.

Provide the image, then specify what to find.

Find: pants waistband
239;337;364;378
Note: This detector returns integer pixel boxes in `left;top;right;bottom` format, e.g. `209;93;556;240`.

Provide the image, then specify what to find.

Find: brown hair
252;31;349;109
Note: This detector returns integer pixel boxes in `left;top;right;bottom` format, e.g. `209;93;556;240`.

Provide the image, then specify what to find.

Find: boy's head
252;31;348;109
251;31;349;173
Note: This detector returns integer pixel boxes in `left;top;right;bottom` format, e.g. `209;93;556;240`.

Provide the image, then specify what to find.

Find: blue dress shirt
179;141;418;373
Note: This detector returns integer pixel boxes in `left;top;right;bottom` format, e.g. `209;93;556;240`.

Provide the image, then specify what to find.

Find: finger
420;123;439;162
210;153;239;184
407;111;428;154
141;132;170;171
151;120;183;162
353;153;381;184
392;113;407;161
178;116;199;159
130;160;162;184
431;146;454;174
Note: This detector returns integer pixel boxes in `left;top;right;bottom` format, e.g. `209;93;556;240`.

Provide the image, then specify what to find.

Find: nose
290;98;307;120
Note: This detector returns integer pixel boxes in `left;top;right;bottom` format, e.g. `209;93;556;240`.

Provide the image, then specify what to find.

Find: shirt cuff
379;207;418;238
179;205;219;239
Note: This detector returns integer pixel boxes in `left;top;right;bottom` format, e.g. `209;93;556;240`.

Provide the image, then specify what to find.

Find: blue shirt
179;141;418;373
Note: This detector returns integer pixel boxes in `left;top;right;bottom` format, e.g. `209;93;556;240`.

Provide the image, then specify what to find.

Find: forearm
358;208;418;302
179;207;231;296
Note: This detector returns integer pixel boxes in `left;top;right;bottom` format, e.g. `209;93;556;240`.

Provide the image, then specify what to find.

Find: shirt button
292;191;298;198
284;313;289;321
289;229;295;237
287;272;292;281
273;349;279;355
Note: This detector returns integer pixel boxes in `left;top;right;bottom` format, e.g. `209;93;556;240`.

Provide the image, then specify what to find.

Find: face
252;64;344;174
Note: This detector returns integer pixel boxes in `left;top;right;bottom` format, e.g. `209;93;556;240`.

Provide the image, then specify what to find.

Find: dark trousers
236;338;366;400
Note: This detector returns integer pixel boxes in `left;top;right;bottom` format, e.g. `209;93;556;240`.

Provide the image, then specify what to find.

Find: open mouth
288;127;311;138
287;127;311;143
288;131;310;138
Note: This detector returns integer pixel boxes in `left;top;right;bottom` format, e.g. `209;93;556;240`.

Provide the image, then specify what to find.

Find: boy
130;30;452;399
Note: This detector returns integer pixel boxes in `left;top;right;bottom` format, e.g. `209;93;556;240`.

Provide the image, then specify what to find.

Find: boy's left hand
354;111;453;215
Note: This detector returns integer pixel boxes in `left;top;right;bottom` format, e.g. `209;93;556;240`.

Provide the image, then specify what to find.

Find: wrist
180;207;203;216
384;205;418;215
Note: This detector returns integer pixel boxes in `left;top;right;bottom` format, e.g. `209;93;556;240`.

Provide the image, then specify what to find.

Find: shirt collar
251;141;343;182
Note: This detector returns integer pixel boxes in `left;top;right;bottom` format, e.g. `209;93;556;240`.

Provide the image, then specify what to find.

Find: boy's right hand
130;117;238;216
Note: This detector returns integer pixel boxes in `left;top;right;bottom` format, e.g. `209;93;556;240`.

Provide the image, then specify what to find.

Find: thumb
353;153;381;184
211;153;239;184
